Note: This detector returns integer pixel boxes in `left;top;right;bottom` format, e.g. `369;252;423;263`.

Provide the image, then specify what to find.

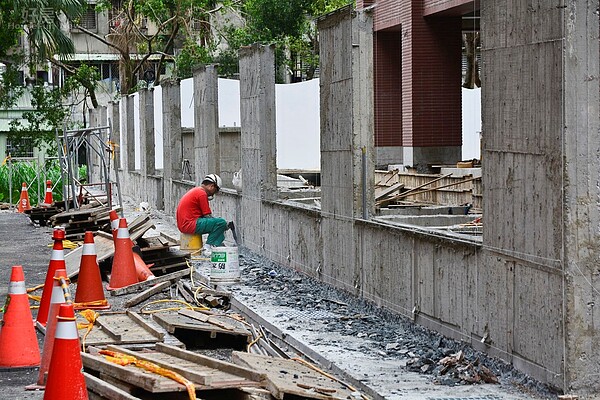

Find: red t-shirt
176;187;212;234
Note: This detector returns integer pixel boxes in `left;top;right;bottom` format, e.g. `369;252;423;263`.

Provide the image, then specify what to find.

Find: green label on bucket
211;252;227;263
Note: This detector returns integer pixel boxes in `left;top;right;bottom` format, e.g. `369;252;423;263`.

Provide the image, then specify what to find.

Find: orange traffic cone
133;250;156;282
0;265;41;367
109;211;155;282
40;180;53;207
37;228;66;326
74;231;110;310
17;182;31;212
107;218;139;290
43;303;88;400
27;269;70;390
109;209;119;241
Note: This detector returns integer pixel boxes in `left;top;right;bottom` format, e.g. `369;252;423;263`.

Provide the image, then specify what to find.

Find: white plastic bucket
210;246;240;283
190;254;211;278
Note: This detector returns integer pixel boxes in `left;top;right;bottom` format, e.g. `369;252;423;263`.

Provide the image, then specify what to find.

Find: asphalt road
0;211;53;400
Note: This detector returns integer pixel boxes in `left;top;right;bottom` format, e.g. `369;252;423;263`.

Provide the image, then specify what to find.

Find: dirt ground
0;207;568;399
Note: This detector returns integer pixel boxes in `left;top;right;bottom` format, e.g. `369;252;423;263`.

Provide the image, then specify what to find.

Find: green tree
74;0;235;93
217;0;352;82
8;65;100;152
0;0;97;151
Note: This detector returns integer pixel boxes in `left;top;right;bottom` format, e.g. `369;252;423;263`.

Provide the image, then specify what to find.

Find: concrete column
562;0;600;394
193;65;220;184
482;0;600;393
162;79;183;213
239;44;278;252
121;95;135;172
96;106;108;185
87;108;99;183
108;100;120;170
139;87;155;177
317;7;374;288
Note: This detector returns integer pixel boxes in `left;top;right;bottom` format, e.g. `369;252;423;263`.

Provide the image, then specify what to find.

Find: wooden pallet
82;343;264;396
77;311;165;348
232;352;356;400
152;309;252;350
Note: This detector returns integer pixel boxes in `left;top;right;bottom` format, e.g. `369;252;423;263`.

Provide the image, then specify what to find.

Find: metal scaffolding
55;123;122;212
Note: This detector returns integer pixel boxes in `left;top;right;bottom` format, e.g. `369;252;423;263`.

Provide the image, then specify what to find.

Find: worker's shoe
201;244;214;257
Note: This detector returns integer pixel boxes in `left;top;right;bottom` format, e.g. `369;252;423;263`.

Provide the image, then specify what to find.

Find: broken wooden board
152;310;252;349
124;281;171;308
84;372;142;400
82;343;264;395
76;311;164;348
109;268;189;296
232;352;358;400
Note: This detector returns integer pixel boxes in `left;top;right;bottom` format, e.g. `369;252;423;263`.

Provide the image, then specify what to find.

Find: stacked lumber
82;343;358;400
50;205;115;239
25;199;76;226
136;236;190;275
83;343;265;399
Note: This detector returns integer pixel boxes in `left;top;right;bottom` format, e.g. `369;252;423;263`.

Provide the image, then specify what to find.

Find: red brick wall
405;15;462;147
423;0;478;16
374;31;403;147
358;0;463;148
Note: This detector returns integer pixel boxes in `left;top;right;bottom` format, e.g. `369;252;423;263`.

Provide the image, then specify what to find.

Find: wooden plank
153;311;251;341
91;344;261;392
232;352;355;400
126;311;165;340
82;352;184;393
178;309;238;331
106;345;214;386
84;372;142;400
77;312;163;347
157;343;265;383
375;182;405;201
109;268;189;296
176;281;196;304
125;281;171;308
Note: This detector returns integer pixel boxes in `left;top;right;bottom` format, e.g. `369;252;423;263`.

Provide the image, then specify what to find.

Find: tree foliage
0;0;98;151
217;0;352;82
7;65;100;152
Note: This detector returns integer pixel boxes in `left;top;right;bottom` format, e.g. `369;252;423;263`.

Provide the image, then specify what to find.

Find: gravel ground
227;250;561;400
0;207;569;399
143;205;564;400
0;211;52;400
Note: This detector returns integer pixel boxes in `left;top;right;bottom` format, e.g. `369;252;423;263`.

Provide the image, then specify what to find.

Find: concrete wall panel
320;151;353;217
482;2;563;50
287;208;322;277
359;225;413;313
321;217;356;293
262;203;291;266
512;263;563;382
219;128;241;188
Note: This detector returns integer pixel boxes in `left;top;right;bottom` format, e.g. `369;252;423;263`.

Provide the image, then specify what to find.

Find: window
6;137;34;158
80;5;97;30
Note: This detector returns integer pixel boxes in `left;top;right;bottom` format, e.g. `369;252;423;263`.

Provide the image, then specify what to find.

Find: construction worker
176;174;227;256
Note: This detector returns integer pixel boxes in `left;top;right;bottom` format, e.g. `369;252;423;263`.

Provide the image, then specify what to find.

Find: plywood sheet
232;352;357;400
77;311;163;347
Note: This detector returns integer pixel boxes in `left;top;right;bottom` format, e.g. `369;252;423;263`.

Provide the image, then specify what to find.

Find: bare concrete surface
0;211;52;400
138;204;565;400
0;207;570;399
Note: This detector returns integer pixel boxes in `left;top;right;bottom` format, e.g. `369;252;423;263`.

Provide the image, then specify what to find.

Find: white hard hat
203;173;222;189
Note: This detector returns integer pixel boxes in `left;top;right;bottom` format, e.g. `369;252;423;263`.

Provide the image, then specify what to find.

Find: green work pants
195;217;227;246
